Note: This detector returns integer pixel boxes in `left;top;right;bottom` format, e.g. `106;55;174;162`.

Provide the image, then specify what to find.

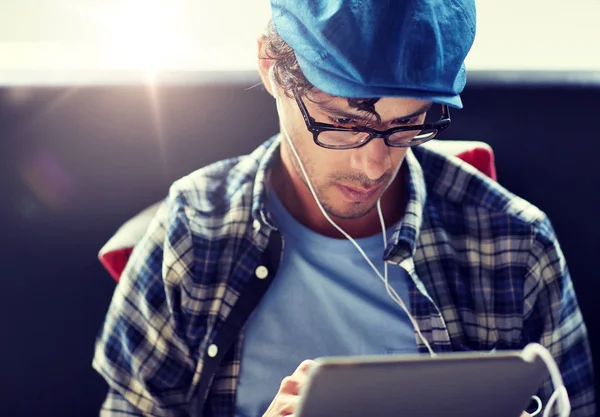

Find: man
93;0;595;416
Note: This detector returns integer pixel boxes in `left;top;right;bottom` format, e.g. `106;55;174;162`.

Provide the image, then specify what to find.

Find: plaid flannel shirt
93;136;595;417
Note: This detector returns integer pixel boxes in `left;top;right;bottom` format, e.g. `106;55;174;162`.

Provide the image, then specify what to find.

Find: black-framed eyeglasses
293;88;451;150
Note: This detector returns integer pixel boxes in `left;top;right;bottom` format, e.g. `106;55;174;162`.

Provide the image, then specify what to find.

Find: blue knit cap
270;0;476;108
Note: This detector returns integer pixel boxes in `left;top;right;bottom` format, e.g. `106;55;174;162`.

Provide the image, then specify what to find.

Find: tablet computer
296;350;548;417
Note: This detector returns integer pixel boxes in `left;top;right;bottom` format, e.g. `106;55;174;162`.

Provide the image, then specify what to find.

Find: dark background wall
0;71;598;416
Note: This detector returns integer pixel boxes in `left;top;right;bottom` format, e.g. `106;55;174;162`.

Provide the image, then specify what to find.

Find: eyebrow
315;102;433;124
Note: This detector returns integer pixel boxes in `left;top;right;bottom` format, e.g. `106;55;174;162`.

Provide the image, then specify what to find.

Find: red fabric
99;247;133;282
99;145;498;282
455;147;497;181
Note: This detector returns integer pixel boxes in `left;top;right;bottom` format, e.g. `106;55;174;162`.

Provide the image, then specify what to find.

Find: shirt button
207;344;218;358
255;265;268;279
253;220;261;232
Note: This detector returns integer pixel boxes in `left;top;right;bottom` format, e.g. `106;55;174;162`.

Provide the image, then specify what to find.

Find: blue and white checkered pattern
93;136;595;417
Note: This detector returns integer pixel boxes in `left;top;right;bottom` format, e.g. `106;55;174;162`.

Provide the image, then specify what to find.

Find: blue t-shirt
235;189;417;417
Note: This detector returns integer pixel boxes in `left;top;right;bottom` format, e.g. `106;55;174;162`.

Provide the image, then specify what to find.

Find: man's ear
257;34;276;98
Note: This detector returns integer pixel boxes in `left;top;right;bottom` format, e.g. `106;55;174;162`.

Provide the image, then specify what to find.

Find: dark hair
260;21;381;123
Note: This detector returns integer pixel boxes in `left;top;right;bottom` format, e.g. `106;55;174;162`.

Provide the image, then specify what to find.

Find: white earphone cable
521;344;571;417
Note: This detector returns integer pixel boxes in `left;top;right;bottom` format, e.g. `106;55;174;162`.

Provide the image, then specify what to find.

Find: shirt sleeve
92;189;203;417
522;216;595;417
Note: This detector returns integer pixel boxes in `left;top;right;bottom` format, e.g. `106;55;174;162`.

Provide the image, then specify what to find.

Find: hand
520;412;533;417
263;360;314;417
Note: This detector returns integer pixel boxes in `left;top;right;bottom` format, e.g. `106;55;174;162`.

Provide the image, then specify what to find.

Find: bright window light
0;0;598;85
101;0;188;71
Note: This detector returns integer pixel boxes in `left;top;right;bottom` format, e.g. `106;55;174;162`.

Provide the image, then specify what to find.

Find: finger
293;360;314;376
291;360;315;392
276;392;299;415
279;376;301;395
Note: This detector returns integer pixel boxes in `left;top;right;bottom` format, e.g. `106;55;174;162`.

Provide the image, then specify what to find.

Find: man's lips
336;183;384;201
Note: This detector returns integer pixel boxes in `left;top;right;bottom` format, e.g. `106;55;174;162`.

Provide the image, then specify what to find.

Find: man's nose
349;137;393;180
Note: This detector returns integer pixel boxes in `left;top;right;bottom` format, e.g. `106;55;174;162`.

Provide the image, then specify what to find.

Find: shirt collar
251;134;282;230
384;148;428;262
